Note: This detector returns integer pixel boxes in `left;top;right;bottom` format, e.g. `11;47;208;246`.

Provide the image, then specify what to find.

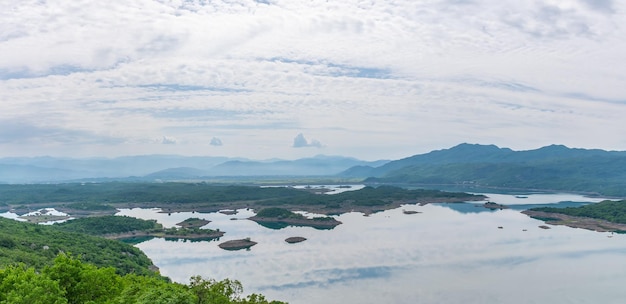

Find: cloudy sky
1;0;625;160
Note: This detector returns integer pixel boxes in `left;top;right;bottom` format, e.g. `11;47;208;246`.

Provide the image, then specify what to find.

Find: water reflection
118;193;626;304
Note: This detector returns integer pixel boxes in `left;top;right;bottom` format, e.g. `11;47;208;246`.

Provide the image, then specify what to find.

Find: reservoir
117;193;626;304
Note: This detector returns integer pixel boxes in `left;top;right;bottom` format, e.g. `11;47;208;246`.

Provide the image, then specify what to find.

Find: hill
207;155;388;177
341;143;626;196
0;217;155;276
0;155;388;183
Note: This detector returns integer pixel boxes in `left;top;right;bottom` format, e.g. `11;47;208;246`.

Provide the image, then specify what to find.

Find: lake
117;193;626;304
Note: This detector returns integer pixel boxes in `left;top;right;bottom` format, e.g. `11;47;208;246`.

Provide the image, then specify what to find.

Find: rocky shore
103;230;225;240
522;210;626;232
285;237;307;244
218;239;257;250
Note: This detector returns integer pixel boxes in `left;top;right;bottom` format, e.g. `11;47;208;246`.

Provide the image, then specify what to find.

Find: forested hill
0;217;155;276
341;143;626;196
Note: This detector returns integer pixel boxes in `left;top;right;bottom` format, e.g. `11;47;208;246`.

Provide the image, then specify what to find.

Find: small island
176;217;211;228
285;237;307;244
219;210;238;215
483;201;508;210
218;238;257;250
249;207;342;229
53;216;224;241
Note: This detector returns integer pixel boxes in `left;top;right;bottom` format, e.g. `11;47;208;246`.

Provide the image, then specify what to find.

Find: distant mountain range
0;155;389;183
340;143;626;196
3;144;626;197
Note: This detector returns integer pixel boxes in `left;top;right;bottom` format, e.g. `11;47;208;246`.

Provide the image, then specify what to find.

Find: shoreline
522;210;626;232
249;216;342;229
102;230;225;240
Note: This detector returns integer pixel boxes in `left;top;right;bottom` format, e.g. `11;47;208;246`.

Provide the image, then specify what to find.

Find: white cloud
161;136;177;145
0;0;625;159
210;137;223;146
293;133;322;148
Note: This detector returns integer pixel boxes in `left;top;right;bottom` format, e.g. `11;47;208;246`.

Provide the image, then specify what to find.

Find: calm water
117;193;626;304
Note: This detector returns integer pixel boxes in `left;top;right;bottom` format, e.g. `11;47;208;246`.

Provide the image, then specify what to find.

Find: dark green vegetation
0;217;154;276
63;202;117;211
256;185;483;214
0;254;285;304
0;183;483;216
348;143;626;196
177;217;211;228
255;208;304;218
54;216;161;236
0;217;282;302
54;216;223;240
0;183;307;206
250;207;340;229
530;200;626;224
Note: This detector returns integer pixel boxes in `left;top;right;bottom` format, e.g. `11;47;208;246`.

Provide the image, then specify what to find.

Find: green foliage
0;183;308;205
255;208;303;219
54;216;162;235
188;276;287;304
44;254;123;304
163;227;219;237
117;274;195;304
258;185;479;209
0;217;155;276
367;155;626;196
0;255;286;304
179;217;203;224
0;264;66;304
0;183;479;217
64;202;116;211
531;200;626;224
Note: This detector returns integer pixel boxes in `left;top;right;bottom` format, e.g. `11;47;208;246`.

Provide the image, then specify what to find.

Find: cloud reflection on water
123;193;626;304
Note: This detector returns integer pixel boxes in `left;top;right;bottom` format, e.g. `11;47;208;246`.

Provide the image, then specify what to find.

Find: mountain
344;143;626;196
0;164;90;183
340;143;623;178
207;155;389;176
0;154;388;183
144;167;209;179
0;155;236;183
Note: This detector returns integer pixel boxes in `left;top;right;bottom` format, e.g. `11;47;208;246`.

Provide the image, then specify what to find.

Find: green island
523;200;626;232
177;217;211;228
249;207;341;229
54;216;224;241
483;201;508;210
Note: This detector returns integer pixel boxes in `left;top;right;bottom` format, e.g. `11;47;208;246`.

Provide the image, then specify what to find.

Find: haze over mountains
2;143;626;196
0;154;388;183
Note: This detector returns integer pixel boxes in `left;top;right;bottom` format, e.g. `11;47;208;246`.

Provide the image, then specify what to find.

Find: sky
1;0;625;160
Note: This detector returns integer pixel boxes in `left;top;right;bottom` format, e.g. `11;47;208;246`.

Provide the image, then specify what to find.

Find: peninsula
523;200;626;233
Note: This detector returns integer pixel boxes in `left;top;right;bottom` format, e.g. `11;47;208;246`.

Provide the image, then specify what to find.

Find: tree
43;253;122;304
0;264;67;304
116;274;195;304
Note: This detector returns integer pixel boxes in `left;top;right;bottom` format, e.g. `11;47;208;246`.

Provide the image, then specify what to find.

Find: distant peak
448;143;506;151
542;144;569;149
